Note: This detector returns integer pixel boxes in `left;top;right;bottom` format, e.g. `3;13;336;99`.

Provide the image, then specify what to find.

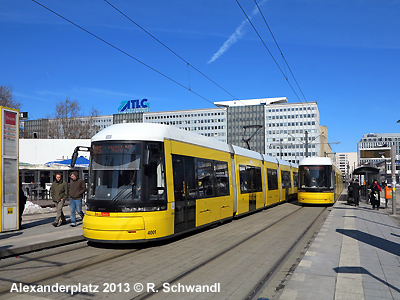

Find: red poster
5;111;16;126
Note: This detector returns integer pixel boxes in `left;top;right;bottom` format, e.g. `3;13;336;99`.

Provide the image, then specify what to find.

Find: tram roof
92;123;232;153
262;154;279;164
92;123;295;165
231;145;263;160
299;157;333;166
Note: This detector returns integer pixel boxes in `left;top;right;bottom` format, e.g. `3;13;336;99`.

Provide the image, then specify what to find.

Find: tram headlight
122;206;167;212
144;206;166;211
122;207;144;212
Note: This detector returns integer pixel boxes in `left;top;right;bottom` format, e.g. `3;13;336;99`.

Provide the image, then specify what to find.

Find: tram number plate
95;212;110;217
147;230;157;235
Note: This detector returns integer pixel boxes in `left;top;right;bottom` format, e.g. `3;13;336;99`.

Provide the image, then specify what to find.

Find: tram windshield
299;165;333;191
88;141;166;212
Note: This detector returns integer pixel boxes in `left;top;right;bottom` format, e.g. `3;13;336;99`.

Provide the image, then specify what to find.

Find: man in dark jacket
69;171;86;227
19;182;27;228
50;173;68;227
351;179;361;206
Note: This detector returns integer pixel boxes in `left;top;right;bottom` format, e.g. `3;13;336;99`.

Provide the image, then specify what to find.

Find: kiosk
0;107;19;232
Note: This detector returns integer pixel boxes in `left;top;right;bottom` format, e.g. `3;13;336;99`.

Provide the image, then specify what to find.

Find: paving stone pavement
276;194;400;300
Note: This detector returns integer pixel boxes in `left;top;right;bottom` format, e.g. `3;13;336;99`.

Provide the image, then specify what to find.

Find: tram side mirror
71;151;78;168
143;149;150;166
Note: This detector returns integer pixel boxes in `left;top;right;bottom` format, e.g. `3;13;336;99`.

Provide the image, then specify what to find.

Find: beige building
335;152;358;180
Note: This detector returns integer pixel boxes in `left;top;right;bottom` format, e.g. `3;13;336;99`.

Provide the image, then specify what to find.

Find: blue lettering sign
118;100;130;112
118;99;150;114
141;99;148;108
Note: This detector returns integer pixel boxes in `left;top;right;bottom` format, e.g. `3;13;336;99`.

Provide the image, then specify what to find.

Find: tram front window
88;141;166;212
299;165;333;191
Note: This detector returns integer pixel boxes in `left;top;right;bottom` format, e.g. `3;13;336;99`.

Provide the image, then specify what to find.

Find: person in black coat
351;179;361;206
19;182;27;228
370;180;382;210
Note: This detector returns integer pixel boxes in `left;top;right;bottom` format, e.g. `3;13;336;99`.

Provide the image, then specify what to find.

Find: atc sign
118;99;149;114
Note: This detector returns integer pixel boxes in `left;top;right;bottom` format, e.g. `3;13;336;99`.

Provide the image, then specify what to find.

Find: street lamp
392;120;398;215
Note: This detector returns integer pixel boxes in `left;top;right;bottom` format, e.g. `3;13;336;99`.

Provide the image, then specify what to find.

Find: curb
0;235;85;259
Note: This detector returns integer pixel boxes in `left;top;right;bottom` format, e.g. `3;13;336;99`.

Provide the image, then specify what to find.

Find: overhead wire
253;0;308;104
103;0;278;126
235;0;302;103
236;0;341;152
32;0;333;152
239;0;341;148
252;0;341;152
31;0;266;150
103;0;239;101
252;0;322;133
31;0;217;107
102;0;277;143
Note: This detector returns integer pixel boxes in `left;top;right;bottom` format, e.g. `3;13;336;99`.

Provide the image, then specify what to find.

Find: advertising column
0;107;19;232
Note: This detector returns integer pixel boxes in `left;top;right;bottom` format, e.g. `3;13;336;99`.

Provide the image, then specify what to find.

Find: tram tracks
134;206;304;300
135;205;329;300
0;242;141;295
0;203;330;299
245;206;328;300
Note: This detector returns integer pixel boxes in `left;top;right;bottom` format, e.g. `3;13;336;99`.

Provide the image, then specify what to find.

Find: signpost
0;107;19;232
391;144;397;216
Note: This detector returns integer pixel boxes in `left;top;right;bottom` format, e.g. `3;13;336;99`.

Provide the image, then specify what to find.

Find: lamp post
392;144;397;216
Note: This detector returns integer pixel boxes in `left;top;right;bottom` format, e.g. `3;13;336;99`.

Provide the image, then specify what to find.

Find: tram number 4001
147;230;157;235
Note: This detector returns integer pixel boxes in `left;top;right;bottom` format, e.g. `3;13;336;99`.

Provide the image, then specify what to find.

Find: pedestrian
50;173;68;227
384;184;393;209
347;179;354;205
351;179;361;207
371;179;382;210
69;171;86;227
19;182;27;228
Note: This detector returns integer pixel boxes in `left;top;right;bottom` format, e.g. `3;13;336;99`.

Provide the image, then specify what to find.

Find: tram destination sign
118;99;149;114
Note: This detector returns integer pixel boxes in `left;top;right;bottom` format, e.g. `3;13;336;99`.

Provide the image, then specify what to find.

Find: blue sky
1;0;399;153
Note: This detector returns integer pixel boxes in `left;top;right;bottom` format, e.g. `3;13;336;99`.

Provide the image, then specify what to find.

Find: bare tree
48;98;100;139
0;85;21;110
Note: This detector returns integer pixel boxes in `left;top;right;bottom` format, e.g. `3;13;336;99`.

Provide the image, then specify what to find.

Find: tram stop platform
275;192;400;300
0;202;84;259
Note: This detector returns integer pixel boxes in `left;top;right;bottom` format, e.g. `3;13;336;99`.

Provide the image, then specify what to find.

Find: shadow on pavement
333;266;400;294
336;229;400;256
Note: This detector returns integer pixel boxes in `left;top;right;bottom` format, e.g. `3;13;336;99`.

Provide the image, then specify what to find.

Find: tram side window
172;155;185;201
172;154;230;200
197;159;214;197
267;168;278;190
215;161;229;196
293;172;298;187
185;157;196;199
239;165;262;194
281;170;291;189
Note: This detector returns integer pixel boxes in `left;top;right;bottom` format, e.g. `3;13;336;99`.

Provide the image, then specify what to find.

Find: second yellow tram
298;157;343;205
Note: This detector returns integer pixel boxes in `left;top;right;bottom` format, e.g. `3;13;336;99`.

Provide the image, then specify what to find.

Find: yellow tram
298;157;343;205
73;123;298;243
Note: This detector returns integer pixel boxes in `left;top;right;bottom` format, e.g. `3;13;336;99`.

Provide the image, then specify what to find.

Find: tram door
172;155;196;234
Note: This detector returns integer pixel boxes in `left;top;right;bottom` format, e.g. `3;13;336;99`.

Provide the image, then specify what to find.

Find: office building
22;115;113;139
21;98;328;164
215;98;323;163
357;133;400;182
143;107;227;142
335;152;357;180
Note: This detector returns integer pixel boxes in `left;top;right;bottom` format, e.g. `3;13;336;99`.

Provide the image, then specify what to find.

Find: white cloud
208;0;268;64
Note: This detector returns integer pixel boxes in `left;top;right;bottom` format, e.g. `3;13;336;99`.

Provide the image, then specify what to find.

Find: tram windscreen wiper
111;184;138;200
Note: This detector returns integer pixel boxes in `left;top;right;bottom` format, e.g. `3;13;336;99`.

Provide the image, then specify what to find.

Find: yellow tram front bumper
82;210;173;242
298;192;335;204
83;211;146;242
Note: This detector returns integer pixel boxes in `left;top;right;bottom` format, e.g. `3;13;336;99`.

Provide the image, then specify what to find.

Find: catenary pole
391;144;396;216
